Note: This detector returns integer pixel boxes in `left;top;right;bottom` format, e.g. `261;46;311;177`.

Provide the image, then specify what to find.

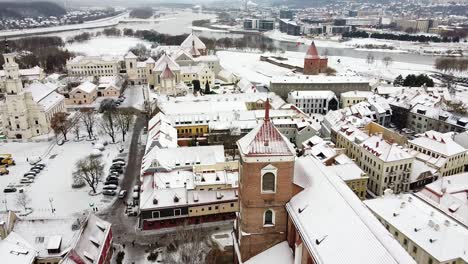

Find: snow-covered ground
217;50;295;85
0;122;133;218
121;85;145;111
66;36;152;56
216;50;435;84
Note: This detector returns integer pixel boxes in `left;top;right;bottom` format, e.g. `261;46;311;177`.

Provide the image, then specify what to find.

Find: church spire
4;37;10;53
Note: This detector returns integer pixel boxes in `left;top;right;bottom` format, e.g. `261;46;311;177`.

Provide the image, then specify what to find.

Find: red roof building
303;41;328;75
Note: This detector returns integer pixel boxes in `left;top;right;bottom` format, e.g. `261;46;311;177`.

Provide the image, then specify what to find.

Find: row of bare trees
50;107;135;143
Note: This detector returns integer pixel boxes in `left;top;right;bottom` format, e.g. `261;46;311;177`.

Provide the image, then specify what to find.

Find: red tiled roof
237;99;294;156
305;41;320;59
160;64;175;79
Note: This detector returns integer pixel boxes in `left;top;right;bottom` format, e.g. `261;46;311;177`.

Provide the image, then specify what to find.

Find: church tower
3;44;23;94
124;51;138;85
303;41;328;75
234;99;296;263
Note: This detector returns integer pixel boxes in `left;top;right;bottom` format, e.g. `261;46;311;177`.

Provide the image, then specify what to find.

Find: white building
66;55;120;77
365;192;468;264
408;131;467;177
0;52;65;139
287;90;338;114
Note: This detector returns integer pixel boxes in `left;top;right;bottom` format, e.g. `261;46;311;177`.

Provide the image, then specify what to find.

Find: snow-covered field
0;125;132;218
66;36;152;56
121;85;145;111
217;50;295;84
216;50;435;84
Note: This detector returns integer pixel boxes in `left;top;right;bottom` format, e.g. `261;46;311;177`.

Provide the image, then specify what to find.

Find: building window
174;209;181;216
264;209;275;226
152;211;160;218
262;172;275;192
412;246;417;254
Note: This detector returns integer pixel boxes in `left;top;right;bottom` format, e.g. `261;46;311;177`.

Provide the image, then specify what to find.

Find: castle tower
303;41;328;75
3;42;23;94
234;99;296;262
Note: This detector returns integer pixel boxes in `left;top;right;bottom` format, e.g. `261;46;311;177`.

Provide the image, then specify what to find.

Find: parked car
31;165;43;171
110;165;123;170
30;168;41;174
103;185;118;190
105;180;119;186
103;190;116;196
35;163;46;169
113;158;125;163
3;187;17;193
23;175;35;180
133;185;140;192
24;172;36;177
112;161;126;166
110;168;123;174
106;176;119;181
20;178;34;184
109;172;119;177
118;190;127;199
127;208;138;216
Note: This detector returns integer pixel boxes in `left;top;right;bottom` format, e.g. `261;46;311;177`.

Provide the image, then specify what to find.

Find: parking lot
0;138;129;218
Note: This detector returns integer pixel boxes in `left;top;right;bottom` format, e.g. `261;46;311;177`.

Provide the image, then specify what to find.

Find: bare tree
74;156;104;194
50;112;72;141
100;109;117;143
115;109;134;142
16;192;31;211
366;53;375;65
165;223;210;264
382;56;393;67
73;121;81;141
81;109;96;140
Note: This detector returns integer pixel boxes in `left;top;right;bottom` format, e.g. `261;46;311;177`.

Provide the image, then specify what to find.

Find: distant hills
0;1;66;19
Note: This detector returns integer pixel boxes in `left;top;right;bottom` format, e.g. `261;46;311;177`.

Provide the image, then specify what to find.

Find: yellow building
340;90;374;108
329;163;369;200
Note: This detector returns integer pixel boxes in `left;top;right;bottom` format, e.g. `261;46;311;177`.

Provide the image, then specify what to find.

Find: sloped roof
24;82;64;112
74;81;97;94
288;156;416;264
237;100;295;157
180;33;206;50
305;41;320;59
124;51;137;59
245;241;293;264
154;54;180;72
160;64;175;79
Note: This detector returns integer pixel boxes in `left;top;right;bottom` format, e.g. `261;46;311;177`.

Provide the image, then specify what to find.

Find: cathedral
0;48;65;139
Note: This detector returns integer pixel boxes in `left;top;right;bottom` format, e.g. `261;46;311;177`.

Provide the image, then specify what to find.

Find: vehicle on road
110;168;123;174
3;187;17;193
106;176;119;181
112;161;126;166
24;172;36;177
105;179;119;185
23;175;35;180
112;158;125;163
103;190;116;196
118;190;127;199
30;168;41;174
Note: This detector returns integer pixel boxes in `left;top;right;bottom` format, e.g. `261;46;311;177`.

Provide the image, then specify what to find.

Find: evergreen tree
403;74;417;87
394;75;404;86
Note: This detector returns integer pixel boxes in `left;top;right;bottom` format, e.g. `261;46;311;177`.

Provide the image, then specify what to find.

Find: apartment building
66;56;120;77
287;90;338;114
408;131;467;177
340;90;374;107
365;192;468;264
334;124;413;196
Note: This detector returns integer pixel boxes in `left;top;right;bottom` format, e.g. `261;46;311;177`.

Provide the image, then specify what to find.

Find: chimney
264;98;270;121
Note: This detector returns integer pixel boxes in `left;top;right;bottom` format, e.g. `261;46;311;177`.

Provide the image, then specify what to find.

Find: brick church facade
234;100;296;262
303;41;328;75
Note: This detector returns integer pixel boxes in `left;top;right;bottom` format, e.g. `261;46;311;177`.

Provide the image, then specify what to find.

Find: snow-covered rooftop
364;193;468;263
328;163;366;181
361;136;413;162
24;81;64;112
341;90;374;98
287;90;336;100
417;173;468;226
180;33;206;50
0;232;36;264
74;81;97;94
12;217;78;258
288;157;415;264
409;131;466;157
245;241;293;264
